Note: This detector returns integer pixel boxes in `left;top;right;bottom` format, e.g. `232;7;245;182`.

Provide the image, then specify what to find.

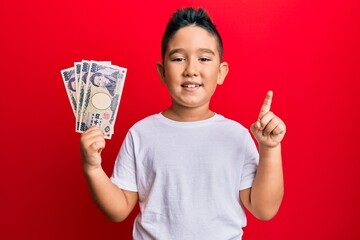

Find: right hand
250;91;286;149
80;126;106;172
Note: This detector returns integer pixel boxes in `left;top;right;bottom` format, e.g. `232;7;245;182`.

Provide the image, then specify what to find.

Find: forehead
166;25;219;54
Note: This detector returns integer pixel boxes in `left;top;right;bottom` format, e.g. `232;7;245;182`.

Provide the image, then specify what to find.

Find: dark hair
161;7;223;61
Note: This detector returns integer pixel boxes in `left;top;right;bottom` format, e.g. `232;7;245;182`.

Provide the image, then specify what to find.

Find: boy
80;7;286;239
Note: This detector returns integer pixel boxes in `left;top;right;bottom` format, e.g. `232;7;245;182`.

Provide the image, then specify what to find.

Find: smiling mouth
181;84;203;88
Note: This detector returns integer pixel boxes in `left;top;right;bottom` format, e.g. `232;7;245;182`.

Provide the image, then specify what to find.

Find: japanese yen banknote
61;60;127;139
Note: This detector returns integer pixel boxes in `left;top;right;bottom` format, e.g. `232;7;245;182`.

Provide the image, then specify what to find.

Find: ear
156;62;166;83
217;62;229;85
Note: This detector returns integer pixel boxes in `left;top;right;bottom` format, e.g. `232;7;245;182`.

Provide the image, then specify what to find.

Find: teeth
183;84;200;88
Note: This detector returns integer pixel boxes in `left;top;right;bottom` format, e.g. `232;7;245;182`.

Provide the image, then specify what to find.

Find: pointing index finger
258;90;273;119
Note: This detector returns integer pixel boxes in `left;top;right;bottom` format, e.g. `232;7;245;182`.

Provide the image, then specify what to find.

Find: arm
80;126;138;222
240;91;286;221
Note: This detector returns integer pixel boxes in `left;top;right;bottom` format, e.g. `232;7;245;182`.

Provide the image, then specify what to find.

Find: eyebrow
198;48;216;56
168;48;185;57
168;48;216;57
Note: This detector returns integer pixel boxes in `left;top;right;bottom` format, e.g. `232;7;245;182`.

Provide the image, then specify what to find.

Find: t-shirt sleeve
110;131;138;192
239;131;259;190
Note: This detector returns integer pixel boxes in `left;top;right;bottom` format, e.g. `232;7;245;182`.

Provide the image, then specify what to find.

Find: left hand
250;91;286;148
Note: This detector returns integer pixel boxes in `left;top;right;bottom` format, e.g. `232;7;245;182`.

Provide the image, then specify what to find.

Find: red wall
2;0;359;239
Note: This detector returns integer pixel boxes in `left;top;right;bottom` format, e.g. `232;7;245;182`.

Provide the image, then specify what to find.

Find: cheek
165;71;180;84
167;63;183;74
203;69;219;82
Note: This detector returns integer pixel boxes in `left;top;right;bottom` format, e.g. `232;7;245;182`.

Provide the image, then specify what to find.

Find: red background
2;0;359;239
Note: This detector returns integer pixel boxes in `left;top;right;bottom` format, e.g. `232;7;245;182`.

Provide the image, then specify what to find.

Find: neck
162;104;215;122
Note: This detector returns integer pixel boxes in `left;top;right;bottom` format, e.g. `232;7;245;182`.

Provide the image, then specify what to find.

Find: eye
171;57;185;62
199;57;211;62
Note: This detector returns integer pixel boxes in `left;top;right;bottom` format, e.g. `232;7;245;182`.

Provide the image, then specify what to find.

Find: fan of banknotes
61;60;127;139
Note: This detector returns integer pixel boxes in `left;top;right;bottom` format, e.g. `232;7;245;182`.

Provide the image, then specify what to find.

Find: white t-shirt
110;113;259;240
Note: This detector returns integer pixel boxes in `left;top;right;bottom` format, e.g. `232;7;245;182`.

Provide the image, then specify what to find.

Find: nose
183;58;198;77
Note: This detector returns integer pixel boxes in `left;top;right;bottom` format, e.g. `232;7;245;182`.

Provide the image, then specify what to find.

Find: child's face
157;25;228;110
